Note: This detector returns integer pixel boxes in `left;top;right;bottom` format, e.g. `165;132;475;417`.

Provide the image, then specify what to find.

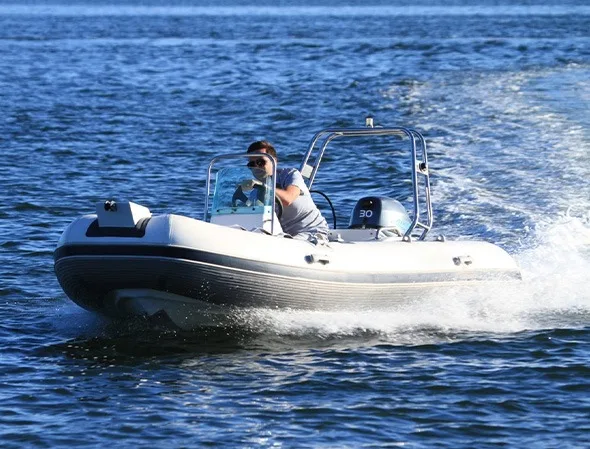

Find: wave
2;5;590;18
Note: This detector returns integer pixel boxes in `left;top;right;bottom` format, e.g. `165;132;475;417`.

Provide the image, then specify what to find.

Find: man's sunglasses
246;158;267;168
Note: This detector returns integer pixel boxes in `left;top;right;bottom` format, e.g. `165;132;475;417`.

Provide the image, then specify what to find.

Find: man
239;140;329;240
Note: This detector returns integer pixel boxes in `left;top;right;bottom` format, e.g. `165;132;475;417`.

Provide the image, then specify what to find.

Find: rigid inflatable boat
54;118;521;328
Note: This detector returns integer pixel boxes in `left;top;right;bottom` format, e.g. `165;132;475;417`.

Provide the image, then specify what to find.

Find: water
1;1;589;447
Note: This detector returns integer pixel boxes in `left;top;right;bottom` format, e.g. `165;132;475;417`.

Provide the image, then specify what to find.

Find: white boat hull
54;213;521;328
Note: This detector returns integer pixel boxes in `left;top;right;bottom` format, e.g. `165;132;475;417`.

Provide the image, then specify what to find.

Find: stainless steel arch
298;123;433;240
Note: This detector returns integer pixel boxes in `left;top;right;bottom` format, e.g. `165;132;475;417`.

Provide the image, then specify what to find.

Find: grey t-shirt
276;168;329;237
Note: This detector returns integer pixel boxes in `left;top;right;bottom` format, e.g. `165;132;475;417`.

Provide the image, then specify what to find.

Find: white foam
516;212;590;310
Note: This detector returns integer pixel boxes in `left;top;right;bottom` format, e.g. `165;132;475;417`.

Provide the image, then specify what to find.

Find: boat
54;117;521;328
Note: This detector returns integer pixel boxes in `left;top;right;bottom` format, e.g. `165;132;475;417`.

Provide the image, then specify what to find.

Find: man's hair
247;140;277;160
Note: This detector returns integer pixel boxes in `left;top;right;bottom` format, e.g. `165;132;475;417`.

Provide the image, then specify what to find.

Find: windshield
210;166;274;214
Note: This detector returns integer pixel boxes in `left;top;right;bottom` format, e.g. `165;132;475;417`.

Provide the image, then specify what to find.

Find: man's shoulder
277;167;302;182
277;167;300;176
277;167;305;190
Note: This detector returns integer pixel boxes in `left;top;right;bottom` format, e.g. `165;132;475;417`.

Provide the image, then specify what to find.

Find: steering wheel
232;181;283;219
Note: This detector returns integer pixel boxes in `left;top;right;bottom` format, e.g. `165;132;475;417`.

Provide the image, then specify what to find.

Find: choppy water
1;1;589;447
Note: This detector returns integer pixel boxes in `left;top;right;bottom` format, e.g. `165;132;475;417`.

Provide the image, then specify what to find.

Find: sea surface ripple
0;1;589;448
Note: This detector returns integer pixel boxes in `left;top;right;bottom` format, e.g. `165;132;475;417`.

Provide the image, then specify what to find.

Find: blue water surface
0;1;589;447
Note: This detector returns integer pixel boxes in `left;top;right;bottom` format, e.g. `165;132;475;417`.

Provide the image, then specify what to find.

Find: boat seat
328;228;402;243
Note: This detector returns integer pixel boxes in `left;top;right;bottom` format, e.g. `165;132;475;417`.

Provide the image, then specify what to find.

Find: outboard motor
349;196;412;235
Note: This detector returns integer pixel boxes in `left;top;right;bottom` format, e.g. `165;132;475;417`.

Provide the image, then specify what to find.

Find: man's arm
275;185;300;207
